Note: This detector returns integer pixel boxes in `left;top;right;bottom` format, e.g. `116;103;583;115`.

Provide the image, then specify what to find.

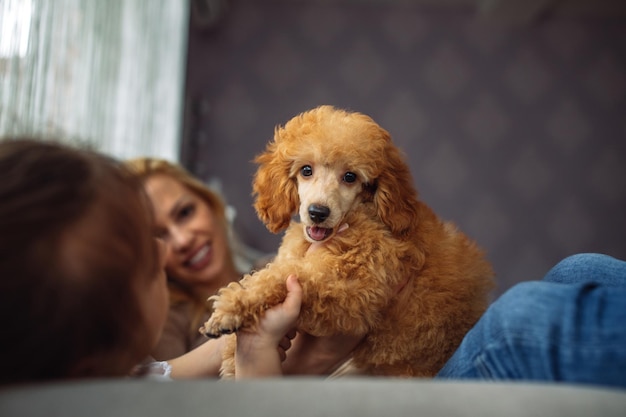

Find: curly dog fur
201;105;494;377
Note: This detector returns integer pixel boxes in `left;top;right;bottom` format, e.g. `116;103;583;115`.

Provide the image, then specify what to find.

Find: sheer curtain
0;0;189;161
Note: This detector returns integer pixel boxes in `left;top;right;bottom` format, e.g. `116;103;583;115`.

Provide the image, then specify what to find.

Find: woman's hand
281;330;365;376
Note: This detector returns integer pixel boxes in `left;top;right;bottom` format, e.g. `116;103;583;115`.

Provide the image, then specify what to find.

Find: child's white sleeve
132;360;172;380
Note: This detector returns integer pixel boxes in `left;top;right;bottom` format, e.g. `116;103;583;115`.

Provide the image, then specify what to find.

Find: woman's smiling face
144;174;230;290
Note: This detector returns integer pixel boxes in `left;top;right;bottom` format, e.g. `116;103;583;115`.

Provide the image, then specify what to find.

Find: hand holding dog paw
234;275;302;378
251;274;302;341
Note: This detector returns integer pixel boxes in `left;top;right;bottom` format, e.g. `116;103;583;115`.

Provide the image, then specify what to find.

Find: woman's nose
169;226;192;252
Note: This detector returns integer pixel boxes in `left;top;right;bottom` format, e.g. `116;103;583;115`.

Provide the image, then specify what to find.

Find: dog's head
253;105;420;240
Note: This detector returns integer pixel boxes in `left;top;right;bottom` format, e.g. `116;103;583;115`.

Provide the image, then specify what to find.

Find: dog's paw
199;311;243;339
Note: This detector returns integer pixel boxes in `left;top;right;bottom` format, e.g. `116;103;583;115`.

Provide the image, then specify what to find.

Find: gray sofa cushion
1;378;625;417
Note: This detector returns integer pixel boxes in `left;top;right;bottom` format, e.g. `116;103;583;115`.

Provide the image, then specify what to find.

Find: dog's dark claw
203;327;236;339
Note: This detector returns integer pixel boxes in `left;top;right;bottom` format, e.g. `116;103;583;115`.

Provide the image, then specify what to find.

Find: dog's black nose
308;204;330;224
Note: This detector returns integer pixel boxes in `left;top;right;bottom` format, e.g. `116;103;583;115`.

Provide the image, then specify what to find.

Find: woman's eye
343;172;357;183
300;165;313;177
178;204;195;220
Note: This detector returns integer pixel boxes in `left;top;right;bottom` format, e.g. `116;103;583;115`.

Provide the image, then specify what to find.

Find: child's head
0;138;168;385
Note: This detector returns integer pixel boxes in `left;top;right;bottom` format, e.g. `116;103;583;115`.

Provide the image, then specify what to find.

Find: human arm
234;274;302;379
167;337;225;378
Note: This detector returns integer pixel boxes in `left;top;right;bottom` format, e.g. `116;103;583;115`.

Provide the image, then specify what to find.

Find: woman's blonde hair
125;158;237;329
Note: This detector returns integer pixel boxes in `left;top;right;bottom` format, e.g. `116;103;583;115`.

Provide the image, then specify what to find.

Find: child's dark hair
0;137;159;384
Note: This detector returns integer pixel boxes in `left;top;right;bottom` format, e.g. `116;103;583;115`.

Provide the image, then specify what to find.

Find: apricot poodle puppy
201;105;494;377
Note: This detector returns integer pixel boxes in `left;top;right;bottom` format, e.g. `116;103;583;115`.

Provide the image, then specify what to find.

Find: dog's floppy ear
373;141;420;236
252;132;299;234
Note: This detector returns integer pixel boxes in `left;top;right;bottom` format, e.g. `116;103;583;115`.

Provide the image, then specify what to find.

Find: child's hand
234;275;302;378
257;274;302;342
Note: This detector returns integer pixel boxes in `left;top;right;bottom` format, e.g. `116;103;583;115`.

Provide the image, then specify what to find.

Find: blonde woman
126;158;252;360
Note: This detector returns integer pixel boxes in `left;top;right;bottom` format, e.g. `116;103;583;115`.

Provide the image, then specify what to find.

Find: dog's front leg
199;267;288;338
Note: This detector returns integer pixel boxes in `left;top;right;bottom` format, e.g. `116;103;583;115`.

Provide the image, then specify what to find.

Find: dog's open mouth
306;226;333;242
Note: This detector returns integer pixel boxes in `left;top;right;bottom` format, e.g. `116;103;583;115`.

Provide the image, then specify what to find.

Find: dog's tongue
308;226;330;241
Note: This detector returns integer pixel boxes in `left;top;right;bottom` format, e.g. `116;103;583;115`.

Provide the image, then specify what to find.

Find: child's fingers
278;334;293;351
283;275;302;314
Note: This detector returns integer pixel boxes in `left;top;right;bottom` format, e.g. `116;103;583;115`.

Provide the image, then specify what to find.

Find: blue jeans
437;253;626;388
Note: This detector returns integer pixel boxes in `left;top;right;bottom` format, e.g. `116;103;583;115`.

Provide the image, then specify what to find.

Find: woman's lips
185;243;212;271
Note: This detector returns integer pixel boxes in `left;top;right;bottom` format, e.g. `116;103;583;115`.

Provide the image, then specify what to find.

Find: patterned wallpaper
183;0;626;295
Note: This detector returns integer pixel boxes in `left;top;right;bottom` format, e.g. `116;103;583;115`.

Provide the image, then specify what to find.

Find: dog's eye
300;165;313;177
343;172;357;183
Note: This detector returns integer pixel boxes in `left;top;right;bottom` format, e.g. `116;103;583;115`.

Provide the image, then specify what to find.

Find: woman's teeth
188;245;209;266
